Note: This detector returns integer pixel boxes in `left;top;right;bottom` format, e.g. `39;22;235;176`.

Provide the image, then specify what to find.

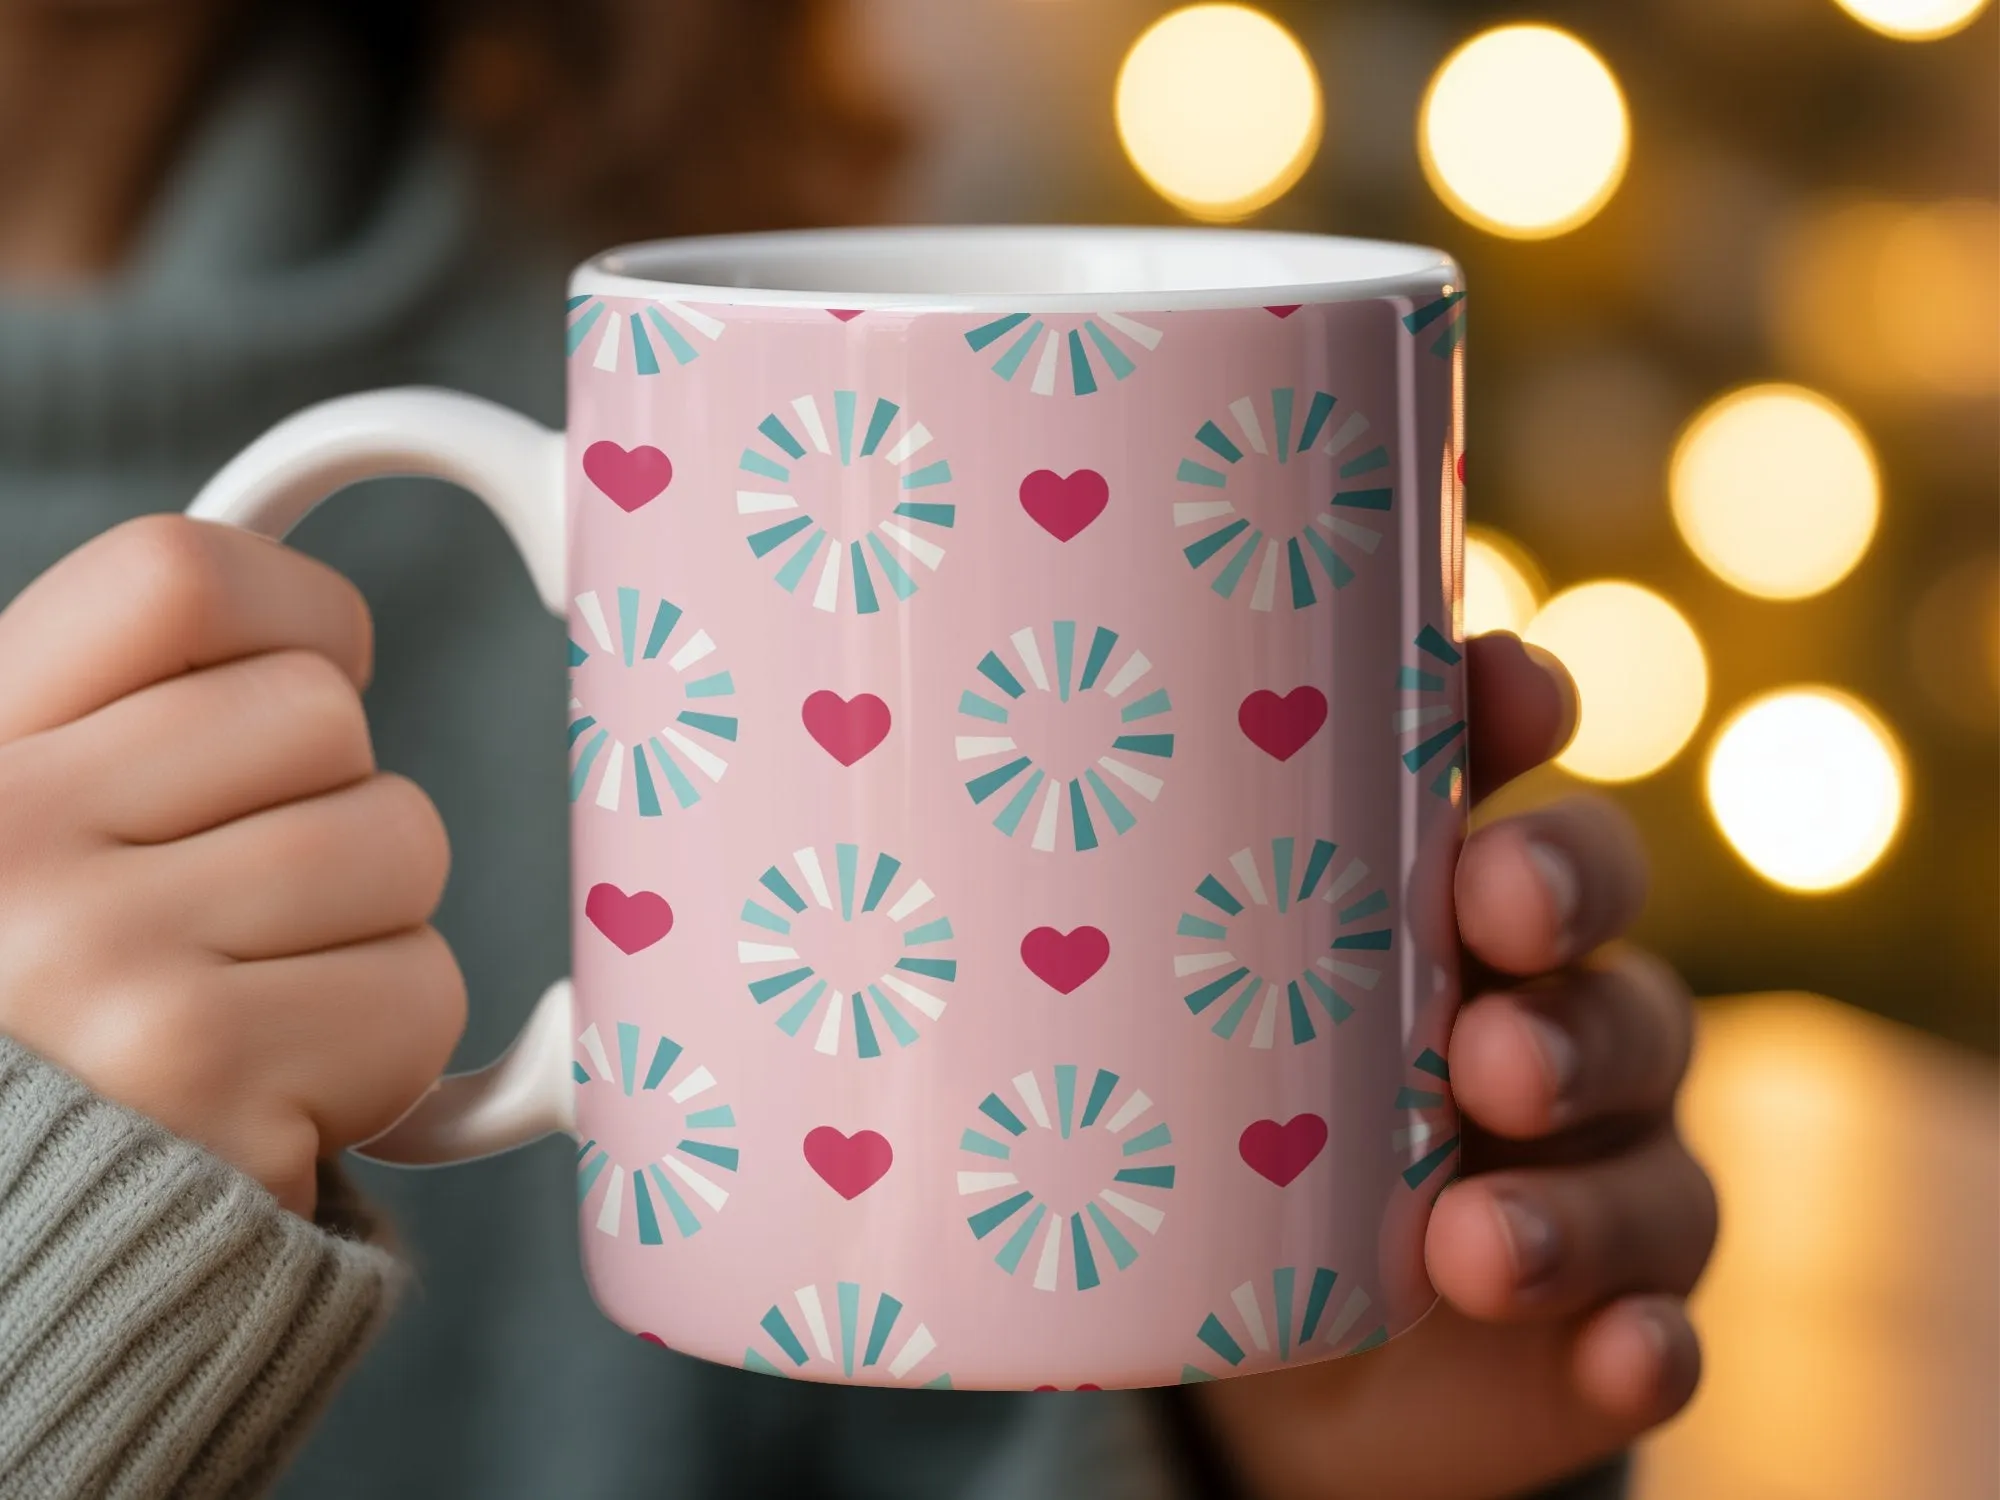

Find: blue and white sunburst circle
736;844;956;1059
1395;1046;1460;1193
1174;388;1393;612
736;391;955;615
1397;624;1467;803
1175;836;1394;1050
567;587;737;816
744;1282;952;1388
961;311;1164;397
1179;1266;1389;1382
957;621;1175;854
565;294;725;374
958;1066;1175;1293
572;1022;738;1244
1402;289;1466;360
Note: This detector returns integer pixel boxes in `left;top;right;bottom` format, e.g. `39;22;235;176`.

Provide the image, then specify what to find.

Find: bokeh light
1525;581;1709;782
1829;0;1991;40
1671;385;1880;600
1116;5;1323;221
1706;688;1906;892
1419;25;1630;239
1770;198;2000;399
1463;528;1546;636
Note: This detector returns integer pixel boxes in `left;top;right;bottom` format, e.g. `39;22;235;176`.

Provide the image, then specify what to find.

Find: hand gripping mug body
191;227;1470;1391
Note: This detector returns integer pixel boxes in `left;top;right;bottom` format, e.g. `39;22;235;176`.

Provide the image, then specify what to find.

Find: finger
1467;633;1577;804
224;926;467;1150
1571;1295;1704;1427
0;515;371;744
1456;794;1649;974
61;649;373;842
1448;947;1695;1139
1426;1127;1718;1322
157;774;449;960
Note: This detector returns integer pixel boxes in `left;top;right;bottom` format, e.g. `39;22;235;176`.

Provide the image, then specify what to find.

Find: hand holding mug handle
188;387;576;1167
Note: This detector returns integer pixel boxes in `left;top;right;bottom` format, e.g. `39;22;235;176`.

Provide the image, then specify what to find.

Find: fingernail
1525;840;1579;952
1635;1303;1678;1361
1522;1011;1581;1107
1495;1193;1562;1290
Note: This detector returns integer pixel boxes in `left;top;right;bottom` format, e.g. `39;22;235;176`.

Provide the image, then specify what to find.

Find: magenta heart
583;441;673;512
1239;1114;1328;1187
828;309;865;322
1020;927;1110;995
1238;687;1329;762
1018;469;1109;543
803;1127;893;1199
802;691;891;766
584;883;674;954
1265;304;1303;318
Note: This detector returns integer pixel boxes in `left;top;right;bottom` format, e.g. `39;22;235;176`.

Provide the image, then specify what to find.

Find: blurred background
3;2;1990;1496
852;0;1999;1056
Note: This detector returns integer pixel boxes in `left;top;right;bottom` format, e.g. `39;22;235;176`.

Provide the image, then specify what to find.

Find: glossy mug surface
198;227;1470;1391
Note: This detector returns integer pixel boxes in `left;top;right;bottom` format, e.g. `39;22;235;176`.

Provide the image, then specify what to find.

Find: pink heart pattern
803;1127;894;1199
1238;687;1330;762
582;441;673;512
584;883;674;954
1238;1114;1329;1187
564;294;1464;1384
801;691;892;765
1019;926;1110;994
1018;469;1109;542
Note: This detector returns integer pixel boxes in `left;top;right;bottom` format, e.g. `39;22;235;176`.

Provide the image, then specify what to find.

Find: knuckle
1606;945;1695;1072
247;649;370;758
399;926;468;1066
105;516;230;643
85;981;239;1117
287;560;375;687
368;775;452;909
1637;1129;1721;1289
1676;1135;1722;1253
410;928;468;1072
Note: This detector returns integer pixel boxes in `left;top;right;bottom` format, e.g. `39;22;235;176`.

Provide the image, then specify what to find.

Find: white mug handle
187;387;577;1166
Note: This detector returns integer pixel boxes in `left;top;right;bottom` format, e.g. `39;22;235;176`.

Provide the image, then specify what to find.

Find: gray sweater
0;22;1626;1500
0;1041;398;1497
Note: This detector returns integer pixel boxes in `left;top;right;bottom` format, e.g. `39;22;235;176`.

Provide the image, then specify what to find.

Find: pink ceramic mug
189;226;1470;1391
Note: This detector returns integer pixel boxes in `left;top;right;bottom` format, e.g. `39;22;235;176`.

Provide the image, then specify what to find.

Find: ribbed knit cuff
0;1037;402;1499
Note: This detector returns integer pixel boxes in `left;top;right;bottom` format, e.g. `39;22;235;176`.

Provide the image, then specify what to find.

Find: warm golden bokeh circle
1420;25;1630;239
1116;5;1324;220
1670;384;1880;601
1706;688;1906;892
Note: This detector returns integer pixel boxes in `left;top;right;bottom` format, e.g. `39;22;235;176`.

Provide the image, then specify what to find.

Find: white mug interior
575;225;1457;312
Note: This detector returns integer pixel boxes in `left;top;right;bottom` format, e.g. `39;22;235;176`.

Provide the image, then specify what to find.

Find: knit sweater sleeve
0;1037;400;1500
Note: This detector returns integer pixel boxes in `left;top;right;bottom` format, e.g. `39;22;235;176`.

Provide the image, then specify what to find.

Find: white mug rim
570;224;1460;314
